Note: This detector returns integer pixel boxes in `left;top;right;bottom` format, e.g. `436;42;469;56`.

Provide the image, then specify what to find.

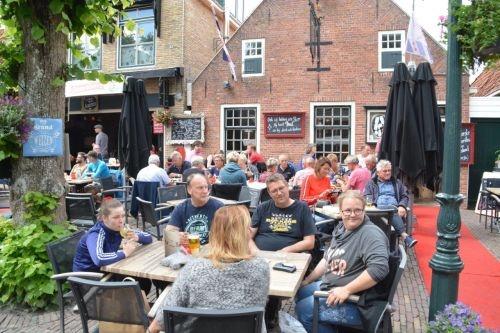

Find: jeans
376;205;405;236
295;281;362;333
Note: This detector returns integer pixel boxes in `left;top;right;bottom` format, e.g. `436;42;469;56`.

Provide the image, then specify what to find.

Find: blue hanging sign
23;118;63;157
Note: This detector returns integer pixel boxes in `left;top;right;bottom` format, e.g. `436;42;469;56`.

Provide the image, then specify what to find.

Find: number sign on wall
264;113;305;138
168;115;205;144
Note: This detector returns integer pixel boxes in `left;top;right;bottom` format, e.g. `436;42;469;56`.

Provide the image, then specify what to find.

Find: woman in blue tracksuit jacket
73;198;153;291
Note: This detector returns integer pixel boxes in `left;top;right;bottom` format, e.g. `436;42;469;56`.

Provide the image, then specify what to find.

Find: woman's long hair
206;205;253;268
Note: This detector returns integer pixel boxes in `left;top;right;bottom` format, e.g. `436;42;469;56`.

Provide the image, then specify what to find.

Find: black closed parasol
413;62;444;191
379;62;425;180
118;77;152;179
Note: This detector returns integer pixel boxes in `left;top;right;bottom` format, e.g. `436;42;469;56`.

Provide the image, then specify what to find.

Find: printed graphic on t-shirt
265;213;297;233
185;214;210;244
325;247;347;276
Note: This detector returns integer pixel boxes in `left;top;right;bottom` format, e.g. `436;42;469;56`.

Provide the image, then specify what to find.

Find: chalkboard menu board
264;113;305;138
82;96;98;111
460;123;475;165
168;116;204;144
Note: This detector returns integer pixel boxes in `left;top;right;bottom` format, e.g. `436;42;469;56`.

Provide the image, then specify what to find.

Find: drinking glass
120;224;131;238
188;233;201;254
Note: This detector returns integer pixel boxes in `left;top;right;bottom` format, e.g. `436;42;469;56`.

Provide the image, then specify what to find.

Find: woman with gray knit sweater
149;205;270;333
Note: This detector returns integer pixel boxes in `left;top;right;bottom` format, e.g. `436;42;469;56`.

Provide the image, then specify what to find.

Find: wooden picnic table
102;241;311;298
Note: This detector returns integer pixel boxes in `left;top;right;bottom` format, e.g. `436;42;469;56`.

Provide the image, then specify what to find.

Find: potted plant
428;302;489;333
0;96;33;162
153;108;174;127
451;0;500;69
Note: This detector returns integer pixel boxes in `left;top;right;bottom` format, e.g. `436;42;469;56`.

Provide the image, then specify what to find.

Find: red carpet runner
413;205;500;330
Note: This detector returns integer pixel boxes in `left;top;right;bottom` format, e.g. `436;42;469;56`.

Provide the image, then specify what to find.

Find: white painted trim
241;38;265;77
470;97;500;118
487;90;500;97
378;30;406;72
309;101;356;155
219;104;261;152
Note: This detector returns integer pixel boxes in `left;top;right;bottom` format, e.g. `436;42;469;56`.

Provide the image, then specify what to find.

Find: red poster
153;120;164;134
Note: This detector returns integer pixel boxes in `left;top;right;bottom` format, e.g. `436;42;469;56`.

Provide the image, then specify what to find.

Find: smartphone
273;262;297;273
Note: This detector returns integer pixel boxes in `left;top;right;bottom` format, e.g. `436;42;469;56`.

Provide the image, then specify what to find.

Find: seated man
339;155;371;193
166;174;224;246
73;198;153;292
259;158;278;183
277;154;296;182
364;159;418;248
70;152;88;179
167;151;191;178
250;173;316;329
84;150;110;180
292;157;315;188
136;154;170;187
182;156;206;182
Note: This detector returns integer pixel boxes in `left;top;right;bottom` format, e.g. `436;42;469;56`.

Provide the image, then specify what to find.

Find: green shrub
0;192;75;309
0;217;14;243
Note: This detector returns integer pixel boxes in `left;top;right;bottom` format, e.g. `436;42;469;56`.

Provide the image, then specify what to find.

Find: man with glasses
249;173;316;330
364;159;418;248
165;174;223;246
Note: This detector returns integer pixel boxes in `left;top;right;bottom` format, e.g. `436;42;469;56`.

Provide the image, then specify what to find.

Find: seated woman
149;205;270;333
73;198;153;293
259;157;278;183
300;157;337;205
295;190;389;333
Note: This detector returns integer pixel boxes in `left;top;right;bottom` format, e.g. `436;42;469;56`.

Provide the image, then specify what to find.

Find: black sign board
460;123;475;165
169;116;204;143
82;96;98;111
264;113;305;138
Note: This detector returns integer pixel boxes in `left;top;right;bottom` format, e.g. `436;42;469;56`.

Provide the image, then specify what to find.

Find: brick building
192;0;470;196
65;0;240;160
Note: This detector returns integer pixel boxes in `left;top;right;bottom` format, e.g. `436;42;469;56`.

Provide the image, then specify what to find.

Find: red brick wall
191;0;469;195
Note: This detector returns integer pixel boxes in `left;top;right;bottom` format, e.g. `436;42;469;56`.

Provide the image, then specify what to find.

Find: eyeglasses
341;209;364;216
269;186;287;195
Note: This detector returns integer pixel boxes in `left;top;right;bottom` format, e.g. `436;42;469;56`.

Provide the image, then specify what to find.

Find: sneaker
404;236;418;248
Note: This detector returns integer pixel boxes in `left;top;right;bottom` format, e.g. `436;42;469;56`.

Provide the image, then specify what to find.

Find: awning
65;80;124;98
121;67;184;80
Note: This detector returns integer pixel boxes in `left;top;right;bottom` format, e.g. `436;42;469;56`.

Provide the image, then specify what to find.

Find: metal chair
65;196;98;229
46;231;104;333
211;183;243;201
163;306;264;333
158;185;188;203
130;181;160;220
68;276;149;333
136;196;172;239
312;245;407;333
366;207;398;252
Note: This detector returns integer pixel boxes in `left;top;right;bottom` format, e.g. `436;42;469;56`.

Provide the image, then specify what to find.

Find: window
118;7;155;68
242;39;265;76
224;107;257;152
378;31;405;71
314;105;351;162
71;34;101;71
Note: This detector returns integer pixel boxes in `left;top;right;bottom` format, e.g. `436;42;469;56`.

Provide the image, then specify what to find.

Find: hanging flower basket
0;97;33;162
154;108;174;126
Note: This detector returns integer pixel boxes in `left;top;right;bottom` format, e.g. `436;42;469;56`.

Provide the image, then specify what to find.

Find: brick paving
2;208;497;333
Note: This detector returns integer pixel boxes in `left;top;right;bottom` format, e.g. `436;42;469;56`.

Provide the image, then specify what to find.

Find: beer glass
188;234;201;254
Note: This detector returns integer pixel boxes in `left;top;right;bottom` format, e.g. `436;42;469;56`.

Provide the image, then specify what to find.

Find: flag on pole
211;5;237;81
406;15;433;64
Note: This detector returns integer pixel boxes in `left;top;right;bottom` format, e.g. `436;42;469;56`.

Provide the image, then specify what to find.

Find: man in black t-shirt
249;173;316;330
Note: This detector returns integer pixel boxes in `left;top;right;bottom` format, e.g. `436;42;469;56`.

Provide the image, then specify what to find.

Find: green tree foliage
0;192;76;309
0;0;133;93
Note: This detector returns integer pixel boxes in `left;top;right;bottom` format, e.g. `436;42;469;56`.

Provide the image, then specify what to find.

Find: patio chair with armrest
158;185;188;219
163;306;264;333
130;181;160;222
312;245;407;333
211;183;243;201
46;230;104;333
366;207;398;252
65;196;98;229
136;196;172;239
68;276;150;333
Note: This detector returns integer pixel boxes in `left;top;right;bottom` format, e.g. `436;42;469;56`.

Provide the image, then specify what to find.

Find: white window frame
378;30;405;72
69;34;102;71
309;102;356;158
117;6;156;69
220;104;261;152
241;39;265;77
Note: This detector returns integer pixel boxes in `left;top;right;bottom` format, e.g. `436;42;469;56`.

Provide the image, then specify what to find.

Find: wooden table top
316;204;385;219
160;196;241;207
486;187;500;196
65;178;93;185
102;241;311;298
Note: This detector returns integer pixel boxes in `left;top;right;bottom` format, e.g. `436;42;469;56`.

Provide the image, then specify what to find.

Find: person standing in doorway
94;124;109;160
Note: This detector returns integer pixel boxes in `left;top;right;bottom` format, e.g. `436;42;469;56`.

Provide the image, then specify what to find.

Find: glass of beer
120;224;131;238
188;233;201;254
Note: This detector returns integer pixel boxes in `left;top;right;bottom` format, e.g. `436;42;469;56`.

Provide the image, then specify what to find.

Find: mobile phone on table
273;262;297;273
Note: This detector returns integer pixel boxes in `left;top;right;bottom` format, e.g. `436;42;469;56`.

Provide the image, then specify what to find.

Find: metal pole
428;0;464;321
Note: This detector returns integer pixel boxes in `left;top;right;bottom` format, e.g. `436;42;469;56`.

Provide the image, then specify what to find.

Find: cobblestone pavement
2;208;494;333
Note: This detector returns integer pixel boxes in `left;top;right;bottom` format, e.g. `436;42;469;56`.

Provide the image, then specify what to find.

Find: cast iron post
428;0;464;321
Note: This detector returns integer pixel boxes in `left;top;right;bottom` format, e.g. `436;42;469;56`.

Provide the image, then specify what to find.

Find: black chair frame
65;196;98;229
136;196;172;239
211;183;243;201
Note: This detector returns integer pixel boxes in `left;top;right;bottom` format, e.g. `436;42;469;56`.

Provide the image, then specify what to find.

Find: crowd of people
69;140;418;333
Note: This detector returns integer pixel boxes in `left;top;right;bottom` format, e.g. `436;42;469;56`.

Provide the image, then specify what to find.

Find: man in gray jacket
94;124;108;159
364;159;417;248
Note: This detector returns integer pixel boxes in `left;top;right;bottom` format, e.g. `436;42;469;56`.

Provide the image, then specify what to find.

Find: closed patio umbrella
118;77;152;179
379;62;425;180
413;62;444;191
